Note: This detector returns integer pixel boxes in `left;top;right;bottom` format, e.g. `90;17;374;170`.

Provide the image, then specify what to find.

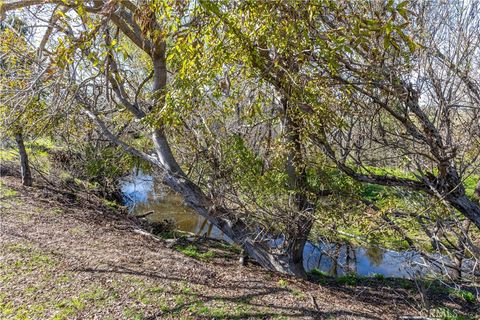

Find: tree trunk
282;96;314;276
160;170;308;276
446;195;480;230
90;43;311;277
146;53;309;276
14;132;32;187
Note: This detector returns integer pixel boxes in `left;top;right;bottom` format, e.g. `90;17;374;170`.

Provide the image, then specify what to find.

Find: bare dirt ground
0;175;477;319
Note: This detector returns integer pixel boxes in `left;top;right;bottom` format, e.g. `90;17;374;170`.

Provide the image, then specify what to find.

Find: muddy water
121;172;226;240
121;172;464;279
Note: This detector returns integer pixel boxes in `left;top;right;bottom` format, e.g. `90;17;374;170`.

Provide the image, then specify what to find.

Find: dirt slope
0;175;474;319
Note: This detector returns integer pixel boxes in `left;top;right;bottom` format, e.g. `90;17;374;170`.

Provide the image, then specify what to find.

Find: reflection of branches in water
198;218;208;236
305;246;323;272
123;172;229;240
123;192;136;212
309;234;473;280
389;211;478;281
308;240;350;276
330;245;341;276
197;218;214;237
346;245;357;273
122;171;166;206
361;198;480;282
123;173;479;282
364;246;384;267
415;216;476;280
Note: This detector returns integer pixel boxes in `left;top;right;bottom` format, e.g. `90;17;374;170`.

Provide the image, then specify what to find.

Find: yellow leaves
52;37;74;68
0;27;34;94
0;28;27;53
55;9;68;19
178;59;193;79
76;3;86;17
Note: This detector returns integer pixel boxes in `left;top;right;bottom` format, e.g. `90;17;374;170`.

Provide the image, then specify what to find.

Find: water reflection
121;172;471;279
302;242;426;278
121;171;225;239
365;246;385;267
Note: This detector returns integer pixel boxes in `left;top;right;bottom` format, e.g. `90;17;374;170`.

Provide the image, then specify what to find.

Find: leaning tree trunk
438;168;480;231
446;194;480;231
91;38;311;276
85;91;309;277
14;132;32;187
3;0;311;277
146;50;312;276
160;172;311;275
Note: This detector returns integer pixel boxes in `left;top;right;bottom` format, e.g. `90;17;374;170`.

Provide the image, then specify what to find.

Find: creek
121;171;472;279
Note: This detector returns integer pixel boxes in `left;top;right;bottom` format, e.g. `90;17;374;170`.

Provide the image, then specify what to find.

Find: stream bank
2;173;478;319
121;172;476;280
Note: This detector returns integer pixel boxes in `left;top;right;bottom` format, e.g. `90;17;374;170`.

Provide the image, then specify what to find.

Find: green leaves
396;1;410;19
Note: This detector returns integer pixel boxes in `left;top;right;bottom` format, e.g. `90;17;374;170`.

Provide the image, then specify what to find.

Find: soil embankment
0;175;476;319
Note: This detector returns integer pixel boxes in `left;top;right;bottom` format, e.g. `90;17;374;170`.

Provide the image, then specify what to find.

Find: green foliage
102;199;119;210
122;308;145;320
1;0;478;297
463;174;480;199
432;308;475;320
307;166;356;195
57;143;143;197
361;184;387;202
221;135;264;184
54;298;86;320
83;146;133;182
449;288;476;304
309;268;328;278
337;273;361;286
291;288;305;299
372;273;385;281
277;279;288;288
1;188;18;198
176;244;215;261
0;149;17;162
0;23;55;139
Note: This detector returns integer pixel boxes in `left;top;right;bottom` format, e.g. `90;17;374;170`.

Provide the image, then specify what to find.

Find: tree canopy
1;0;479;278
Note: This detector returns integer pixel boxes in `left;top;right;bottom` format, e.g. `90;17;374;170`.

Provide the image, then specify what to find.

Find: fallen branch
136;210;154;219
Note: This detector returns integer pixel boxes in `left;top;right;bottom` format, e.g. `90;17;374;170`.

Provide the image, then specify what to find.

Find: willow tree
311;0;480;270
1;0;345;276
8;0;469;277
204;0;480;278
200;0;480;237
189;0;418;265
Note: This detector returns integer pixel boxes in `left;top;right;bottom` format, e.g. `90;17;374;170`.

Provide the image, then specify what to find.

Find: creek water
121;172;468;279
